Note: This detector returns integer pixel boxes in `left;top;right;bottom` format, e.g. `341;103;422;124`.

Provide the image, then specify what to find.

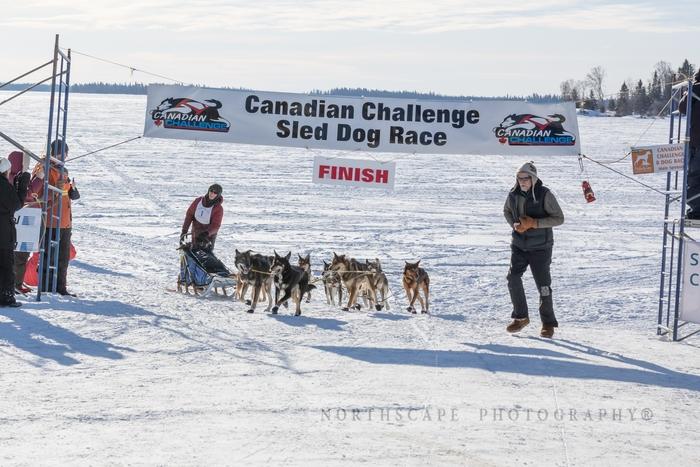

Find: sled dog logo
631;149;655;174
493;113;575;146
150;97;231;132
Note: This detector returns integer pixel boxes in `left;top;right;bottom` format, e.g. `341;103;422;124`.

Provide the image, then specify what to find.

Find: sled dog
403;260;429;314
297;253;313;303
322;260;343;306
366;258;390;311
329;253;376;311
235;249;274;313
270;251;315;316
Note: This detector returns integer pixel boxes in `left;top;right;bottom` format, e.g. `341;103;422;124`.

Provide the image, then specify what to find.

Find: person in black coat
503;161;565;338
679;69;700;219
0;157;30;307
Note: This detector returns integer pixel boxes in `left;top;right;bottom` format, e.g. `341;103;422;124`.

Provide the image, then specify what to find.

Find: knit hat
208;183;222;195
516;161;540;200
517;161;539;185
50;139;69;156
0;157;11;174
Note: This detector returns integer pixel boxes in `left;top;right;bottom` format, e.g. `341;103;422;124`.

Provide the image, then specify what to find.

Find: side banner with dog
144;84;580;156
631;144;685;175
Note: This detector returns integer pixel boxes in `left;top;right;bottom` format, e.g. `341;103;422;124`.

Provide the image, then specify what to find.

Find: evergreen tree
582;89;598;110
678;59;695;80
616;82;631;116
632;80;649;115
648;71;663;114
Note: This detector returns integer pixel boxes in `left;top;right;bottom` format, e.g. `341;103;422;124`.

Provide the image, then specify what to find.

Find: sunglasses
517;176;532;181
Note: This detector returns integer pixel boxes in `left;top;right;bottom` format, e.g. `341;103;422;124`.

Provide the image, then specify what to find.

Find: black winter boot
0;290;22;308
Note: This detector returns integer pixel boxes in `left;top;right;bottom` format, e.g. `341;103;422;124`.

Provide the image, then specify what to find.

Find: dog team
179;183;429;317
230;249;429;316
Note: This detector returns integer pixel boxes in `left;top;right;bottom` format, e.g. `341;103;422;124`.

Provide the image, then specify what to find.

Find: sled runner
177;244;236;297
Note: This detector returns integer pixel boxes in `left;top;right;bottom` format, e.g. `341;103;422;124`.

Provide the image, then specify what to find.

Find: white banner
144;85;581;156
681;240;700;324
631;144;685;175
14;207;41;252
313;156;395;190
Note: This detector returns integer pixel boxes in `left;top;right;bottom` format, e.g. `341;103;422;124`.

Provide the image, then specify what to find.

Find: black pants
40;227;71;293
14;251;29;288
0;248;15;302
687;145;700;218
507;245;558;326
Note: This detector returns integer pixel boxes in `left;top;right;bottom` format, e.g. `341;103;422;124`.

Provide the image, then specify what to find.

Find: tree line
560;59;696;116
1;81;560;103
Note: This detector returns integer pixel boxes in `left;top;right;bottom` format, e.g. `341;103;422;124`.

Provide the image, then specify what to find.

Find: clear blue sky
1;0;698;97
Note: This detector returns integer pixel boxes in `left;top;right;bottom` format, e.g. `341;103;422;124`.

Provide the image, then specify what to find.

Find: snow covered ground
0;91;699;466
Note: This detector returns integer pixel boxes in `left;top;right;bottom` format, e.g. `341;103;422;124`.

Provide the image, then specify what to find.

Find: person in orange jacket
29;140;80;296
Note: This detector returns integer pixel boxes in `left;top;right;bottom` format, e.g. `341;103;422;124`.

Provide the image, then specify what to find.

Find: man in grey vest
503;161;564;338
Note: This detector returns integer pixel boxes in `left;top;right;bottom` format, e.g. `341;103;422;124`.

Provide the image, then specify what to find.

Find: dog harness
194;199;214;225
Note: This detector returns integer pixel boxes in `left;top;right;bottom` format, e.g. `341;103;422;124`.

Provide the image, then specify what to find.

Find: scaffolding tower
658;78;700;341
0;34;71;300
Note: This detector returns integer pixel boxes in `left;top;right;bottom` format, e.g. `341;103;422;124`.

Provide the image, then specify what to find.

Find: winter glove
515;216;537;233
68;180;80;200
179;232;187;245
14;172;30;202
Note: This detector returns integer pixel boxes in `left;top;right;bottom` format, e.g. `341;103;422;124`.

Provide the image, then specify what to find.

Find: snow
0;91;699;466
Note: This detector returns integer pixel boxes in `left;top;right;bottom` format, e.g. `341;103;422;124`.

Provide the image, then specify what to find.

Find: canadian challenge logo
493;113;575;146
151;97;231;132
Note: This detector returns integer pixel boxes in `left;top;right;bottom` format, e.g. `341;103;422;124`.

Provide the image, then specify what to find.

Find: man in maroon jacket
180;184;224;250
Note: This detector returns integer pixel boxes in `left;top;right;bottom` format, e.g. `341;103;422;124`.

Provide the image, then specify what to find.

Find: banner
144;85;580;156
313;156;395;190
14;207;41;252
681;240;700;324
631;144;685;175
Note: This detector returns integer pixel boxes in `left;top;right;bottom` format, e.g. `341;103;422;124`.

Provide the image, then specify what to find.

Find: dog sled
177;244;236;297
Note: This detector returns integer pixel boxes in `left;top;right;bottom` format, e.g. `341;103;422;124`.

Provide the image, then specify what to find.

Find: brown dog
403;260;429;314
329;253;376;311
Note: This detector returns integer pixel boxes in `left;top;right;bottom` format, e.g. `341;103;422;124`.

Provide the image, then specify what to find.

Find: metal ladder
37;36;72;299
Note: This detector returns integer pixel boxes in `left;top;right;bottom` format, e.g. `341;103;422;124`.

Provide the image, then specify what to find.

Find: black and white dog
270;251;315;316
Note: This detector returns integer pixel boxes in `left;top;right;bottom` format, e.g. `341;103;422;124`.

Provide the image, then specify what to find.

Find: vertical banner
680;239;700;324
144;85;581;156
313;156;395;190
14;207;41;252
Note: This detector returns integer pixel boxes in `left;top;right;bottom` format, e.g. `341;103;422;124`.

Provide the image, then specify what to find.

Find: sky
1;0;699;97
